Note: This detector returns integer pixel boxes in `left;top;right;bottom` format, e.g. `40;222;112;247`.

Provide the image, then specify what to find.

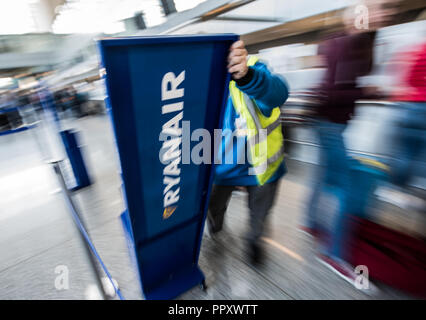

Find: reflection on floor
0;115;419;299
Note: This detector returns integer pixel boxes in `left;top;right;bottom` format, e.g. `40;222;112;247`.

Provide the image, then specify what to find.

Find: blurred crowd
52;86;91;119
0;84;104;132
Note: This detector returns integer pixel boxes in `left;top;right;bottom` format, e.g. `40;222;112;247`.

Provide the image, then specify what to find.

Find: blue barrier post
38;88;91;190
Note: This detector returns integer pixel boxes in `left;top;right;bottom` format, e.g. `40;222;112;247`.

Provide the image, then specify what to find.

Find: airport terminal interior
0;0;425;300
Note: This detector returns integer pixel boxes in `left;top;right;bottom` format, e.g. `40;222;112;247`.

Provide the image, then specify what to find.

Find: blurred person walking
372;37;426;215
207;40;289;265
302;0;398;283
384;40;426;210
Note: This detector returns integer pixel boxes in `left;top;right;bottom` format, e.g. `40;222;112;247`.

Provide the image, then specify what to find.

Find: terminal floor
0;115;420;300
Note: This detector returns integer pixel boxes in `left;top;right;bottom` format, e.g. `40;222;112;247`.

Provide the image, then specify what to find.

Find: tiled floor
0;115;419;300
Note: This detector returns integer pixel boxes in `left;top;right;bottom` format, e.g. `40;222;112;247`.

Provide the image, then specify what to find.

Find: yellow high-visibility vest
229;56;284;185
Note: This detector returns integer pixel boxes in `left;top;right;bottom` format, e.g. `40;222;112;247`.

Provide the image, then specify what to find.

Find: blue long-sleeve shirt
214;61;289;186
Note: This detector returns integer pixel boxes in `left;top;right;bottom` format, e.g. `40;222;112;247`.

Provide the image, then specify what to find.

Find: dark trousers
207;180;280;244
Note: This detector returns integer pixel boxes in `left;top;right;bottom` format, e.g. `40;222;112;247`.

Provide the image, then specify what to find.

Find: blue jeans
306;120;352;259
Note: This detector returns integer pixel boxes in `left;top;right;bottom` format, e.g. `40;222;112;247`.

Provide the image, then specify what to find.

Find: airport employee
207;40;289;264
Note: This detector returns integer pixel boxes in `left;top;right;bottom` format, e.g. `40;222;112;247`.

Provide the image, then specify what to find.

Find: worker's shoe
204;222;220;242
248;241;264;266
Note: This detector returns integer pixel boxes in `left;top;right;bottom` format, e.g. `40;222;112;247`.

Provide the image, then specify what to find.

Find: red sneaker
316;254;358;285
316;254;380;295
298;226;319;238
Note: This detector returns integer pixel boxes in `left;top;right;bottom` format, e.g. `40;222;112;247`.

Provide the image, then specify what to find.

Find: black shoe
205;226;220;241
249;242;263;266
205;219;221;241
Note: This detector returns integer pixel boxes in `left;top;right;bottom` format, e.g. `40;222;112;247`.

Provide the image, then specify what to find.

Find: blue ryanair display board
98;34;238;299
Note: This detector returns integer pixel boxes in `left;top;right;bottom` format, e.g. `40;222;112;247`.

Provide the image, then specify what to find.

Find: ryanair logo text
159;70;185;219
